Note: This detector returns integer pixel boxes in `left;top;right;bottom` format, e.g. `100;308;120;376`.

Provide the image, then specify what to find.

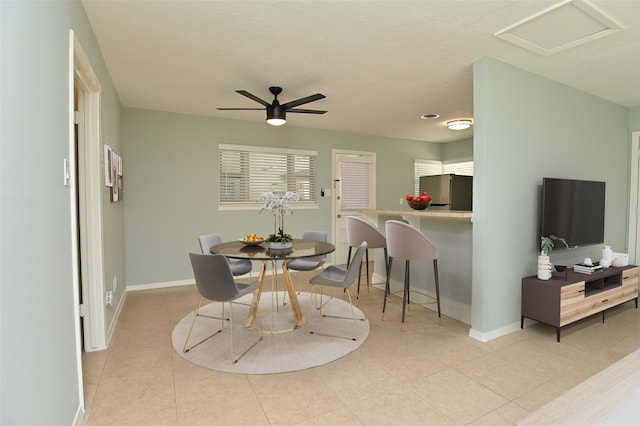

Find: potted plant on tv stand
538;235;568;280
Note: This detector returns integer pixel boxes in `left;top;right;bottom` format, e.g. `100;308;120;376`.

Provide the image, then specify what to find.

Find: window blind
443;160;474;176
219;144;317;206
339;160;371;210
413;159;474;194
413;160;442;195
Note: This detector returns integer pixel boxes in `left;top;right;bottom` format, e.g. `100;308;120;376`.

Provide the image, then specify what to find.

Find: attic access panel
494;0;623;56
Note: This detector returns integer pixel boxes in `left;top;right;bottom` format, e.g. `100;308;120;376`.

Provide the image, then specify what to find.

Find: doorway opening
72;31;106;352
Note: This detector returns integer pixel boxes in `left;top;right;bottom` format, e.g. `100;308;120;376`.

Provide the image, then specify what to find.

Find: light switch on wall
63;159;71;187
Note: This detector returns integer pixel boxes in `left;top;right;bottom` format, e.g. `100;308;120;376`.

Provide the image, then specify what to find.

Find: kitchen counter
357;208;473;324
357;209;472;228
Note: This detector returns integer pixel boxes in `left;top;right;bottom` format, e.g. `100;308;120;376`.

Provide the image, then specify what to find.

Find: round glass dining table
211;239;335;333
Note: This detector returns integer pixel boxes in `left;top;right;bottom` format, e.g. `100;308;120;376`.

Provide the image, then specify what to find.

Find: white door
332;150;376;265
74;34;106;351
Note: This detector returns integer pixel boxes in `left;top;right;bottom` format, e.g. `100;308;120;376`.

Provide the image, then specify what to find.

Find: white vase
602;245;613;262
537;253;552;280
268;242;292;250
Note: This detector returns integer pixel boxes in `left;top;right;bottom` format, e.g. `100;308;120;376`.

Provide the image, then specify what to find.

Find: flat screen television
541;177;606;249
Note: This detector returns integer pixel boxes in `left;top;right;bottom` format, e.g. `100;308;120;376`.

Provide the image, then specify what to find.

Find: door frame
628;131;640;264
331;149;377;265
72;31;106;352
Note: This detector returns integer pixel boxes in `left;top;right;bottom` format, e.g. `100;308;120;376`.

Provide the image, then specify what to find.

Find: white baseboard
73;405;84;426
127;279;195;291
469;321;521;342
127;264;342;292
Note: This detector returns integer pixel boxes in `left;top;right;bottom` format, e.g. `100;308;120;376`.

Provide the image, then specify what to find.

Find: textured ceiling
81;0;640;143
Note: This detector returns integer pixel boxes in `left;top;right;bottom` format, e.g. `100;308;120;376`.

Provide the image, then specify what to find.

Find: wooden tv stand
521;265;638;342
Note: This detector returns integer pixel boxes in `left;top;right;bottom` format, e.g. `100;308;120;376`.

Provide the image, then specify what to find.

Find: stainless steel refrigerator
419;174;473;211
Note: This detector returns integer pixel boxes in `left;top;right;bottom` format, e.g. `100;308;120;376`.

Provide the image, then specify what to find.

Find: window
219;144;317;209
413;159;474;194
443;160;474;176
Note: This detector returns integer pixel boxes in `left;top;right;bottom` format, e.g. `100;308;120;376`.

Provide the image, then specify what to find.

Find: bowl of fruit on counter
405;192;432;210
240;233;265;245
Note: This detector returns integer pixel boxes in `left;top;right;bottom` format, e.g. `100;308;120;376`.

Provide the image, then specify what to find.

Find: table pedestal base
244;260;305;334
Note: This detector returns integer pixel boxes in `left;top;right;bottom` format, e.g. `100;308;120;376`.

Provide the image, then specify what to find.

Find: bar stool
346;216;389;295
383;220;441;325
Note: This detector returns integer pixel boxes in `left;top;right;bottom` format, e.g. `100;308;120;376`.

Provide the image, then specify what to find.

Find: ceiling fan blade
217;107;265;111
236;90;271;107
287;108;327;114
281;93;326;109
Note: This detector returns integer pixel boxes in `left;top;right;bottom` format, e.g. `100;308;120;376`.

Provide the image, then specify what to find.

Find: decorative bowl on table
405;193;432;210
240;233;265;246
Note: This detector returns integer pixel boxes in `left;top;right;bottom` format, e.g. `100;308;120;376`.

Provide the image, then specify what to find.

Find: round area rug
172;291;369;374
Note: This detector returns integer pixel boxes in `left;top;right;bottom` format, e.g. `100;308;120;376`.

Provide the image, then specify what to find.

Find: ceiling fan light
447;119;472;130
266;118;286;126
266;105;286;126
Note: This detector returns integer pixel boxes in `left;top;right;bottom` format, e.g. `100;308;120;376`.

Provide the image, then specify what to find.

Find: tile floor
82;270;640;425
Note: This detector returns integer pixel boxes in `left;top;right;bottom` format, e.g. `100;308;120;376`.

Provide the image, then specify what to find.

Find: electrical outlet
106;291;113;307
113;276;117;291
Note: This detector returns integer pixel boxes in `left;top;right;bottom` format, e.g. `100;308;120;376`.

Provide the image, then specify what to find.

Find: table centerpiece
259;191;300;249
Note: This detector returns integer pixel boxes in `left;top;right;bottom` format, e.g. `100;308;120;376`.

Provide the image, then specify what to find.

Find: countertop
357;208;473;221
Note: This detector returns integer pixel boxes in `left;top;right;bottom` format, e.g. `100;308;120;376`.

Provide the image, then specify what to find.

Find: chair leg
382;256;393;318
365;248;370;291
402;260;410;324
433;259;441;318
355;249;371;295
229;300;263;364
183;297;224;353
356;260;363;298
308;286;361;341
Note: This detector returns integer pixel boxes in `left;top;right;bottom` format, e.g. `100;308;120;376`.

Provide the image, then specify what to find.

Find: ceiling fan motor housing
267;103;286;121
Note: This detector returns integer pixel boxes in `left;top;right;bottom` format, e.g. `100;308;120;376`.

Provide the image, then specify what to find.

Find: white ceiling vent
494;0;623;56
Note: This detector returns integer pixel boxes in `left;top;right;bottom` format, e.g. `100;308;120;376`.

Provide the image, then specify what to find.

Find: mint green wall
441;137;473;161
1;1;124;423
471;58;630;336
122;108;454;286
631;107;640;131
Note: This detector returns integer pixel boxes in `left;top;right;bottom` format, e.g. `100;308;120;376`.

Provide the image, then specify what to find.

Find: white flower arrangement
259;191;300;243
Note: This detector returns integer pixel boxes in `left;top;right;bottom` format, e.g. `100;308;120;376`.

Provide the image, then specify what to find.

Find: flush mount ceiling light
447;120;472;130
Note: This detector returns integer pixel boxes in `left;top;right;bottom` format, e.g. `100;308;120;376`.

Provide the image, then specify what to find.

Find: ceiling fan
217;86;326;126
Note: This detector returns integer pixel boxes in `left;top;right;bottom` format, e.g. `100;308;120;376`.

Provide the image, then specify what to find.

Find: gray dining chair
306;241;368;340
384;220;441;325
346;216;389;295
286;230;328;288
198;233;252;277
183;253;262;364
